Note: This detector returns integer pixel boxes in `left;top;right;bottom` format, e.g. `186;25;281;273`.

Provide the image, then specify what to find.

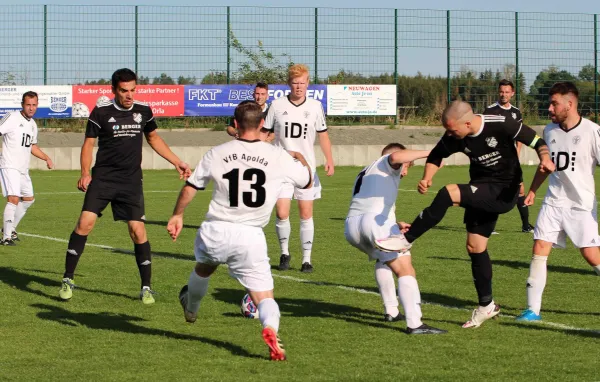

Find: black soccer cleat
300;262;313;273
406;323;447;335
278;254;291;271
384;312;405;322
1;230;18;241
522;224;535;233
1;238;16;246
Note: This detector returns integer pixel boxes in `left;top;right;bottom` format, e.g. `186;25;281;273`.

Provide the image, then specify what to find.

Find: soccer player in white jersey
264;64;334;273
167;101;312;361
0;91;54;246
345;143;446;334
517;82;600;321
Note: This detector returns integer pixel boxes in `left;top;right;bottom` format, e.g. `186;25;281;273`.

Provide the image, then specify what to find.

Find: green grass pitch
0;166;598;381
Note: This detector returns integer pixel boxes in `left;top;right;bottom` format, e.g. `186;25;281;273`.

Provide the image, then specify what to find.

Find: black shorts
458;183;519;238
82;180;145;222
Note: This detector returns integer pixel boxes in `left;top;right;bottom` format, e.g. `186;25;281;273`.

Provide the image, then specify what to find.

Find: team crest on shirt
133;113;143;123
485;137;498;148
511;112;517;120
303;111;310;119
572;135;581;145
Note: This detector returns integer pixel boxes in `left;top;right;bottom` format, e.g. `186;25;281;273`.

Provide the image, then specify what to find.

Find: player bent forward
345;143;446;334
168;101;312;361
517;82;600;321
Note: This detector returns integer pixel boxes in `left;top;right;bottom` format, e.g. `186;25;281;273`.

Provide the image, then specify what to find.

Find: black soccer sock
64;231;88;279
469;250;493;307
134;241;152;289
517;196;530;228
405;187;453;243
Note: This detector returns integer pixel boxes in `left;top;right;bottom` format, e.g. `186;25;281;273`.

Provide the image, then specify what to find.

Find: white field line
20;232;599;334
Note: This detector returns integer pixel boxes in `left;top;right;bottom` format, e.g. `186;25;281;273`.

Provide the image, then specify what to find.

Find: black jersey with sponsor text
427;114;537;185
85;100;157;184
484;102;522;123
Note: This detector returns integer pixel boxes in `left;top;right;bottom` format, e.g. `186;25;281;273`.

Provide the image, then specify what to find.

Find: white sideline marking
19;232;599;334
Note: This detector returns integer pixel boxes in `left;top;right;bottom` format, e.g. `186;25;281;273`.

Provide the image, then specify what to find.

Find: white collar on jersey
469;114;486;138
496;102;513;110
112;99;134;111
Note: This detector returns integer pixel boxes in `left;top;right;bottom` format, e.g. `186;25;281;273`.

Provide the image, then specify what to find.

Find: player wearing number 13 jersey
169;101;312;361
263;64;334;273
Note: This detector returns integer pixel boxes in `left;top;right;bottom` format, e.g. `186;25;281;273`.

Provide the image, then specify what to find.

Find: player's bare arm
31;144;54;169
388;149;430;167
78;137;95;192
318;131;334;176
524;169;550;206
167;184;198;241
144;130;192;179
418;163;441;194
514;124;554;173
226;125;238;138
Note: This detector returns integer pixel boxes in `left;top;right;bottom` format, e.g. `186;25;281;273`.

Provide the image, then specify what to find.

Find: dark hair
234;101;263;130
21;91;38;103
111;68;137;89
255;82;268;91
548;81;579;99
498;79;514;90
381;142;406;155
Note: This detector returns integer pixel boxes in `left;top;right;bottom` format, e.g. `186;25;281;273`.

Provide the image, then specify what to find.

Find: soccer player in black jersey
484;79;534;233
59;68;192;304
375;100;554;328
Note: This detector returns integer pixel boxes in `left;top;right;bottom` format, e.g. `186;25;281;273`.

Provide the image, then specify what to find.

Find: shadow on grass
428;256;594;276
0;266;138;301
32;303;263;359
107;247;195;262
211;287;407;333
501;321;600;338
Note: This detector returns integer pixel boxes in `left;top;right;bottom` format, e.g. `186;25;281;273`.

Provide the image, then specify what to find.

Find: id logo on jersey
284;122;308;139
551;151;576;172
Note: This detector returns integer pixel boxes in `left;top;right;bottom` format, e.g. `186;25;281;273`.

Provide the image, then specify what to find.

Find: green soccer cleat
140;287;156;305
59;278;75;300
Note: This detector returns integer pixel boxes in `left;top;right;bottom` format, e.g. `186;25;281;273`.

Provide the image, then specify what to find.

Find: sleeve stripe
0;113;10;126
529;136;540;148
88;119;101;129
317;128;328;133
513;122;523;140
185;181;204;190
147;116;154;122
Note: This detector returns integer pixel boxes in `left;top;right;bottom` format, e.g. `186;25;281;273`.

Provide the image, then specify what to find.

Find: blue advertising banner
184;84;327;117
0;86;72;118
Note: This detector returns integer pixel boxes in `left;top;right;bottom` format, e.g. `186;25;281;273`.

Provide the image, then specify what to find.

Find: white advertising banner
327;85;396;116
0;86;73;118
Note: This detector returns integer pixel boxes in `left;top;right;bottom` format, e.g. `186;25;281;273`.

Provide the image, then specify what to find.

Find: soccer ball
71;102;90;118
240;293;259;319
96;95;111;106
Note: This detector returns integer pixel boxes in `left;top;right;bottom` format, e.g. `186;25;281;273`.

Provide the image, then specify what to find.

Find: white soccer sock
593;264;600;276
3;202;17;240
526;255;548;315
275;218;291;256
300;218;314;264
257;298;280;333
398;275;423;329
13;200;34;231
187;270;210;314
374;261;399;317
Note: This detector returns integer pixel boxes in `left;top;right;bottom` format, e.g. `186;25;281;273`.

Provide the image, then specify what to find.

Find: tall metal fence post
43;5;47;85
394;8;398;125
446;10;451;103
595;14;598;123
134;6;139;74
314;8;318;84
515;12;520;108
226;6;230;85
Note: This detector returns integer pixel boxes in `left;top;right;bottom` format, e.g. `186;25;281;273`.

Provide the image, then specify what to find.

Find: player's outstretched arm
78;137;95;192
226;125;238;138
318;131;335;176
418;163;441;194
31;144;54;169
388;149;430;166
167;184;197;241
513;124;555;173
524;169;550;206
144;130;192;179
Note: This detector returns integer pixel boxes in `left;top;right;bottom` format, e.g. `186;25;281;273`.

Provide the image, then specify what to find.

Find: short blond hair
288;64;310;83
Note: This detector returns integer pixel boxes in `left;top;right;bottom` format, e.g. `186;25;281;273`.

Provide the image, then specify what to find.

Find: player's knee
466;242;486;254
532;240;552;256
128;227;147;244
75;218;95;235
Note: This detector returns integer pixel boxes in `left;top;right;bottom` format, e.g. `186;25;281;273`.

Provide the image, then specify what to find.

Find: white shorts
344;213;411;263
0;168;33;198
534;203;600;249
194;220;274;292
278;171;321;201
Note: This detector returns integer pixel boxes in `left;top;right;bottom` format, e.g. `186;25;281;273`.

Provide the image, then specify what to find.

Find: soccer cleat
1;238;16;246
59;278;75;300
1;229;19;241
300;262;313;273
178;285;197;323
516;309;541;321
462;304;501;328
406;324;447;335
262;326;286;361
522;224;535;233
374;233;412;253
278;254;291;271
140;287;156;305
384;312;405;322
